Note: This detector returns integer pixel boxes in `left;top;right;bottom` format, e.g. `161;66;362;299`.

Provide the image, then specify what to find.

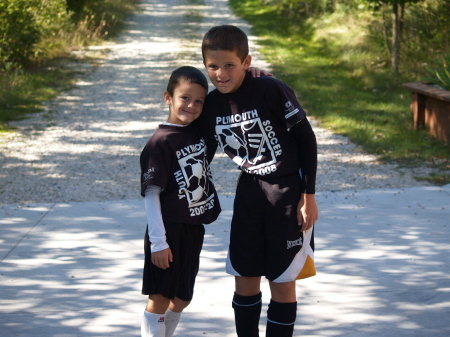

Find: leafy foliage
0;0;136;70
263;0;330;19
0;0;41;68
365;0;449;76
0;0;72;69
425;55;450;90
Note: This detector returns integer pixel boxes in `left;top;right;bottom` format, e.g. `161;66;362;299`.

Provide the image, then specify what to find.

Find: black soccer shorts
142;222;205;301
226;171;316;282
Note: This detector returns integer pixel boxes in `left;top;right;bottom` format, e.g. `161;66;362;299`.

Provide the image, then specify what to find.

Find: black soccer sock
232;292;262;337
266;300;297;337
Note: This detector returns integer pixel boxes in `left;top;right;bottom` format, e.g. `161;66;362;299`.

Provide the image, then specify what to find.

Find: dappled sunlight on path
1;187;449;336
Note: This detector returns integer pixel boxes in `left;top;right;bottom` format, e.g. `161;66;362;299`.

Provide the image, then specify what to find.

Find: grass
230;0;449;185
0;59;84;132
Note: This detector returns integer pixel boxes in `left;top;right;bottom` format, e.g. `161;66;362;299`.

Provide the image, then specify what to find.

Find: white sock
164;309;182;337
141;310;166;337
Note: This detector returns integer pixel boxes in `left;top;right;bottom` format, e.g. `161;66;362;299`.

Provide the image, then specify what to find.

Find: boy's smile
164;80;206;125
203;50;251;94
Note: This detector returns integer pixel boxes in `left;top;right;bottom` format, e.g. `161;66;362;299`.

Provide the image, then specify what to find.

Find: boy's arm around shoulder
194;97;219;163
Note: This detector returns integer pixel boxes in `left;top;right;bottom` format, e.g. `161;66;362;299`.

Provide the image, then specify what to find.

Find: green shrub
0;0;40;69
402;0;450;75
0;0;137;70
66;0;86;21
0;0;72;69
33;0;74;62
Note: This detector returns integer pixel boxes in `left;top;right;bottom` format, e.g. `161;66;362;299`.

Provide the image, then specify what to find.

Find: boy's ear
243;55;252;70
163;91;172;105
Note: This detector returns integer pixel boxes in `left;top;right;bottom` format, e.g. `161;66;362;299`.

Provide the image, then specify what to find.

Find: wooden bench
402;82;450;143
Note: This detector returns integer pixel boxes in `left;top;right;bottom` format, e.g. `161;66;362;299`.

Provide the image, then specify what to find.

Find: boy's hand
151;248;173;269
247;67;273;77
297;193;318;232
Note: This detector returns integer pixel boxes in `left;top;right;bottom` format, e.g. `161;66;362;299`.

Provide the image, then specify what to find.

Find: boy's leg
268;281;296;303
141;310;166;337
142;295;170;337
155;223;203;337
260;173;304;337
146;294;171;313
266;300;297;337
165;297;191;337
233;276;262;337
141;222;179;337
266;281;297;337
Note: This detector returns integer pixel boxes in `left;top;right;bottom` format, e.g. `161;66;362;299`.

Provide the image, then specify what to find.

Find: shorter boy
139;66;221;337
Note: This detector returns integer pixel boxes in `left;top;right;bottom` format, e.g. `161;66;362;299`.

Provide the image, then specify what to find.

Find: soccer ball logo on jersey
215;111;281;175
174;139;215;216
181;156;209;203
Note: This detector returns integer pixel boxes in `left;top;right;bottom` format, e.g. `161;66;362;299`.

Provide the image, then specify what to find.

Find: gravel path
0;0;431;205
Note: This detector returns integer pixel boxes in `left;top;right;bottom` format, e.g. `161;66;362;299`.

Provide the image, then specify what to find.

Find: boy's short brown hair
201;25;249;62
166;66;208;96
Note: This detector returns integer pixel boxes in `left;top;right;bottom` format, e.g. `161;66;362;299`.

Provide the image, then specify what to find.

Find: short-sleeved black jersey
140;124;221;225
198;73;307;178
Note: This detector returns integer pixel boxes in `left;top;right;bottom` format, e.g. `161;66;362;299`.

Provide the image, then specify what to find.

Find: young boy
196;25;319;337
139;66;221;337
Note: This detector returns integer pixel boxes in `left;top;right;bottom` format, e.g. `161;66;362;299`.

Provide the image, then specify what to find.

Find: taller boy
197;25;319;336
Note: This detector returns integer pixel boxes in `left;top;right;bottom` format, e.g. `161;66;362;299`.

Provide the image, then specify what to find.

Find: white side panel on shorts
272;226;315;283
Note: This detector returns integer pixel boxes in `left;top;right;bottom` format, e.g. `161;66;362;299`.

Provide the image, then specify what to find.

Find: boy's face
203;50;251;94
164;80;206;125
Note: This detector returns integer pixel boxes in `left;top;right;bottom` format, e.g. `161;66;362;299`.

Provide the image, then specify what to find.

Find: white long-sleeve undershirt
144;185;169;253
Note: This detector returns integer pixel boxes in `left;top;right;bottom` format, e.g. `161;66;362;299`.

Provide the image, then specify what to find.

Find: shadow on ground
1;188;449;336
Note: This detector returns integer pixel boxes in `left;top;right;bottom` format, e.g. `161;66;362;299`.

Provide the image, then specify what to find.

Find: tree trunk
391;2;400;73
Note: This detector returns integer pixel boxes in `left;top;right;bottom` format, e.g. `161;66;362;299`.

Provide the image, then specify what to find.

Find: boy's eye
196;99;204;104
225;64;234;68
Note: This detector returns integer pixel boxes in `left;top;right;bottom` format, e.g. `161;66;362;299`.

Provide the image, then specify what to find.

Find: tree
367;0;422;73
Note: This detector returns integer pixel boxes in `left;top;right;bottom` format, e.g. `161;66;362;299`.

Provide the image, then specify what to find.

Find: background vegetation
1;0;449;183
0;0;137;130
230;0;449;184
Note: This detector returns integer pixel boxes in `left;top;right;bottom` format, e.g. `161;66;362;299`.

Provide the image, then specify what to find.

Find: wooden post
411;92;426;129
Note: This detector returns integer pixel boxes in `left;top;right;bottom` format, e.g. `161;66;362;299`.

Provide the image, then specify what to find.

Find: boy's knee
268;281;296;303
235;276;261;296
169;297;191;312
146;295;171;313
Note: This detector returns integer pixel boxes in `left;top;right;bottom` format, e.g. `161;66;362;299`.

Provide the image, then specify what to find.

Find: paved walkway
1;186;450;336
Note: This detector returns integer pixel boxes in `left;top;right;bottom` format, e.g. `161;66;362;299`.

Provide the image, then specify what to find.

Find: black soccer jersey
140;124;221;225
198;72;308;179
